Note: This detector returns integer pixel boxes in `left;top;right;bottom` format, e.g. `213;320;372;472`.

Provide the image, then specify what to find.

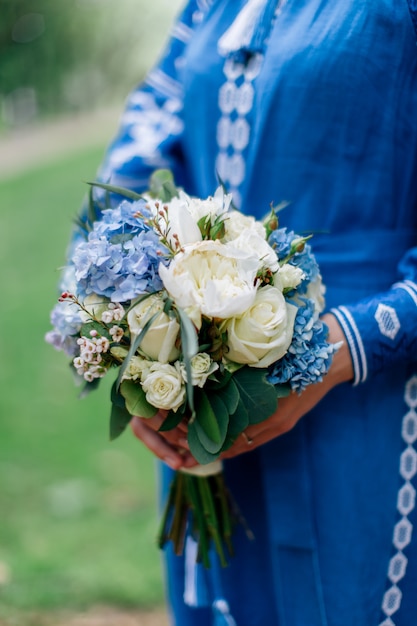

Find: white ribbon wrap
181;459;223;477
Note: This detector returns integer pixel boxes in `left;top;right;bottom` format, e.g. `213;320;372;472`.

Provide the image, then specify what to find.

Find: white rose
127;294;180;363
179;353;219;388
276;263;305;290
79;294;109;322
224;286;298;368
306;275;326;316
223;210;266;242
141;363;185;411
159;240;260;323
231;229;279;273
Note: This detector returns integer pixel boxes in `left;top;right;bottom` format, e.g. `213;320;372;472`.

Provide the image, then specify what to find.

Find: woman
95;1;417;624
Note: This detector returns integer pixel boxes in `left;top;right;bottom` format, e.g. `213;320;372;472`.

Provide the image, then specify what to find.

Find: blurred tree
0;0;181;130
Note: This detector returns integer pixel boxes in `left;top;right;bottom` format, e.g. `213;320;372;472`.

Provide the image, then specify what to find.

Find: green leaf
205;369;232;390
276;383;291;398
80;320;111;340
176;307;198;416
233;367;278;425
158;409;184;432
216;378;240;414
194;392;229;454
221;397;250;450
187;420;221;465
109;382;132;440
116;309;160;389
86;181;145;201
87;183;100;226
120;380;157;418
194;391;221;443
78;377;101;399
149;169;179;202
228;397;249;436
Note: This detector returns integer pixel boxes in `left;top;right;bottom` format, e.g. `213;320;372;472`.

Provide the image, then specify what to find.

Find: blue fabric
98;0;417;624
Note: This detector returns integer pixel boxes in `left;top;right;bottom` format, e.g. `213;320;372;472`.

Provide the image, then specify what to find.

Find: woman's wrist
321;313;354;386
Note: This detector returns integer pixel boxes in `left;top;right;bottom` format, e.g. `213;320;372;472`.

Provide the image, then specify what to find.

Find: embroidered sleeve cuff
331;280;417;385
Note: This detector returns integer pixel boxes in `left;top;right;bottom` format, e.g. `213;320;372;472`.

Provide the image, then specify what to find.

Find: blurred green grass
0;148;165;617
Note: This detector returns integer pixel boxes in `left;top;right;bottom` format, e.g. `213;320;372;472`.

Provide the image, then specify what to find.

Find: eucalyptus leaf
221;397;249;451
194;391;221;444
216;378;240;414
276;383;291;398
120;380;157;418
116;309;160;389
87;183;100;226
233;367;278;425
176;307;198;416
188;420;222;465
86;181;145;201
78;377;101;399
110;402;133;441
149;169;179;202
109;383;133;440
205;369;232;390
194;392;229;453
158;409;184;432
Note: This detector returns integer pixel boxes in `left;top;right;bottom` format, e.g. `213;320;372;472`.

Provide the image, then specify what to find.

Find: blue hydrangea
71;201;167;302
45;301;83;356
267;298;338;391
268;227;321;295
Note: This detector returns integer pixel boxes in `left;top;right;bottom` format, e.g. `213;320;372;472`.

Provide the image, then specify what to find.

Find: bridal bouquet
46;170;337;567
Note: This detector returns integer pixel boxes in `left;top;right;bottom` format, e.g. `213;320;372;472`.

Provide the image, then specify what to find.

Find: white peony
159;240;260;325
127;294;180;363
224;286;297;368
149;187;232;248
184;186;232;223
223;210;266;243
141;363;185;411
230;229;279;273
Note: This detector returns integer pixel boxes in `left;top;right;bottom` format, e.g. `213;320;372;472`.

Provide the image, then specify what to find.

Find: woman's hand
221;313;353;459
130;411;196;470
131;313;353;468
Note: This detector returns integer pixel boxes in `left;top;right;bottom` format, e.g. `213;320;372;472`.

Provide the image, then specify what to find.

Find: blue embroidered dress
98;1;417;624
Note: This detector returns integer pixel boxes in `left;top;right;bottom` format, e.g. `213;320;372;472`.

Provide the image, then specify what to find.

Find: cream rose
179;353;219;388
141;363;185;411
276;263;305;290
127;294;180;363
159;240;260;323
224;286;297;368
305;275;326;315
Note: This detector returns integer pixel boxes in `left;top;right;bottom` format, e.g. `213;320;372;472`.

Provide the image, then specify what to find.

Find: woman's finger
131;416;185;470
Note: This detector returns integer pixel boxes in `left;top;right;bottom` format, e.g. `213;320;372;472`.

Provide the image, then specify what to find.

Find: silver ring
242;431;254;446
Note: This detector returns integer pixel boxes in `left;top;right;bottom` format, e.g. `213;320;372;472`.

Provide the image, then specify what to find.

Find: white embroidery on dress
330;307;361;386
215;55;263;207
105;92;183;172
375;304;401;340
393;280;417;308
379;375;417;625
